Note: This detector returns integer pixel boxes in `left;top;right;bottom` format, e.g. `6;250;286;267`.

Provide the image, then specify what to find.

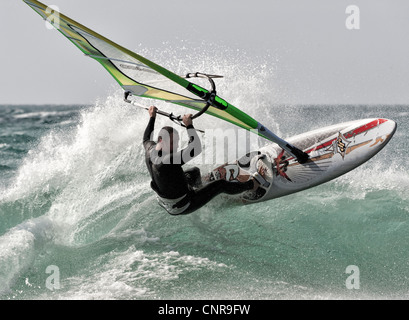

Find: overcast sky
1;0;409;105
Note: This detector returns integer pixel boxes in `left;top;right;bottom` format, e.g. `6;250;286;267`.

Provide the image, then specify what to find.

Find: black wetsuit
143;116;254;215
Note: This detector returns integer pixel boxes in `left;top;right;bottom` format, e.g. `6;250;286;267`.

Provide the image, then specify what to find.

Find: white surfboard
203;118;397;203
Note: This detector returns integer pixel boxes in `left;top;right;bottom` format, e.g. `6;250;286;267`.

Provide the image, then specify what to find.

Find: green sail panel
23;0;259;133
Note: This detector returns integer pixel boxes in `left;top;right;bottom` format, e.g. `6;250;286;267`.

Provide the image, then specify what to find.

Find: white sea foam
40;245;228;300
335;160;409;200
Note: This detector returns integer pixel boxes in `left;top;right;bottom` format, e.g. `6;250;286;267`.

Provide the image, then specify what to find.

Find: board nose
371;118;397;152
380;118;397;138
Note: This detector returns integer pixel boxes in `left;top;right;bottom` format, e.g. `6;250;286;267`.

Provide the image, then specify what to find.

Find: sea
0;68;408;300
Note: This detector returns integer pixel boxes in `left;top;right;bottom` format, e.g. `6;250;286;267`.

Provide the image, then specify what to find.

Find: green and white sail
23;0;309;162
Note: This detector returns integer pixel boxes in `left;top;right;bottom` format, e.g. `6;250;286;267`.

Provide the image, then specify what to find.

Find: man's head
158;126;179;153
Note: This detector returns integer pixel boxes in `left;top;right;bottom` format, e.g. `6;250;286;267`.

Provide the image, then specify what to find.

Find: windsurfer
143;106;258;215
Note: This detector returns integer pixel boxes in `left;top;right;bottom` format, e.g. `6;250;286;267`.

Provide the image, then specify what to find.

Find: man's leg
181;179;254;214
184;166;202;188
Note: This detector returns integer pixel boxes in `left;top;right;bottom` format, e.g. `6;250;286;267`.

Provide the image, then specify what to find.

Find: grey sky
1;0;409;105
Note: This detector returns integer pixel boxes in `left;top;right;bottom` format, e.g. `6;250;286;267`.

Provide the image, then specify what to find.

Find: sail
23;0;259;133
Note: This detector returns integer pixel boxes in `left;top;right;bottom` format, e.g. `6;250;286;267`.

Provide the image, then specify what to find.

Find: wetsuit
143;116;254;215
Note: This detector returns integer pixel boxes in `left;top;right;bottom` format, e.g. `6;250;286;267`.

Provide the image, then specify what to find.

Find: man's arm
180;114;202;165
143;106;157;150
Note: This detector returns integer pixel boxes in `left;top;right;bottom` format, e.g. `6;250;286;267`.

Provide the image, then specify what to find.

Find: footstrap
253;172;270;188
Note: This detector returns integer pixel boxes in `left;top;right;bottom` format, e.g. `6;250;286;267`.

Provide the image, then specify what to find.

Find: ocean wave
41;245;228;300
